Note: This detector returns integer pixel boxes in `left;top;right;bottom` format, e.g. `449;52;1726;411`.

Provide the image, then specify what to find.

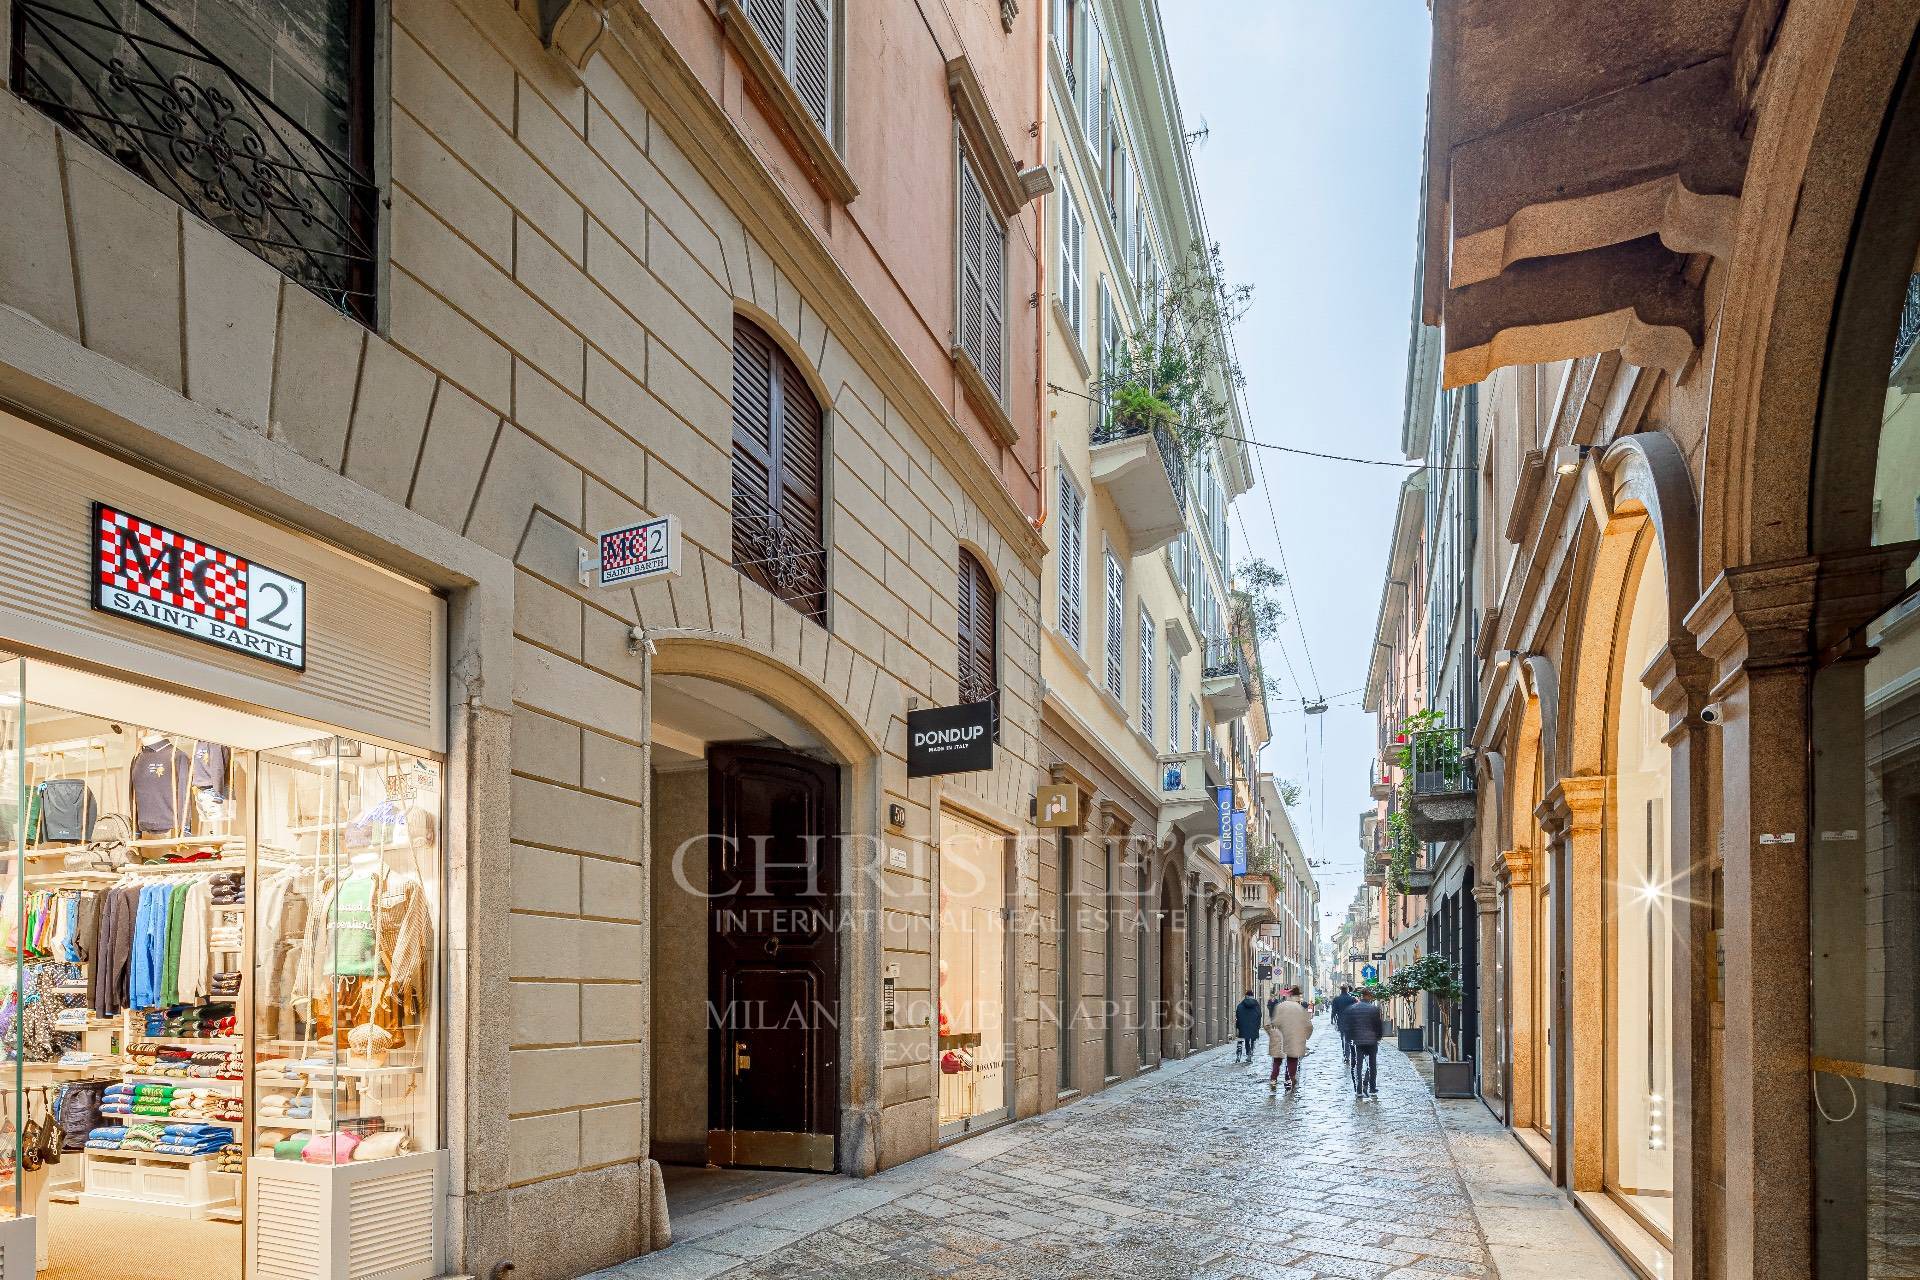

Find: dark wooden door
708;745;840;1171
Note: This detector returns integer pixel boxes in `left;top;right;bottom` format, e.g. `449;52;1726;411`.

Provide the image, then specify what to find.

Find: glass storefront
1808;241;1920;1278
0;650;440;1277
1608;549;1675;1239
937;810;1008;1136
1537;865;1553;1140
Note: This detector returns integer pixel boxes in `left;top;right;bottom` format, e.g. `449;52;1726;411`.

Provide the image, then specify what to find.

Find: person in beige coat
1266;987;1314;1092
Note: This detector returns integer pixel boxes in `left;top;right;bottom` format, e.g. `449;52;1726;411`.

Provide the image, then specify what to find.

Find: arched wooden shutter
732;316;827;621
957;549;998;736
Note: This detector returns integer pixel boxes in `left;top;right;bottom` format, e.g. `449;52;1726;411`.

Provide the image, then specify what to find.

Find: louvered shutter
1138;607;1154;739
745;0;784;50
959;156;985;375
732;316;826;621
981;215;1006;400
792;0;832;132
1058;471;1084;649
957;550;998;735
1104;551;1124;699
1083;17;1103;146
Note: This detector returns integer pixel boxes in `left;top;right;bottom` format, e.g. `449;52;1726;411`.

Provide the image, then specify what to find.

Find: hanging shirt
130;742;192;836
190;742;230;802
129;882;173;1009
328;872;380;978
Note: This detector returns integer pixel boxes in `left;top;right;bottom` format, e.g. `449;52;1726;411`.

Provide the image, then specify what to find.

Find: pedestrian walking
1233;989;1262;1063
1266;987;1313;1093
1339;988;1385;1098
1329;983;1358;1068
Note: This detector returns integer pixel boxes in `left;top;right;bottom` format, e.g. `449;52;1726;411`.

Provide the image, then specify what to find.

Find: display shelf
80;1147;234;1220
118;1073;242;1091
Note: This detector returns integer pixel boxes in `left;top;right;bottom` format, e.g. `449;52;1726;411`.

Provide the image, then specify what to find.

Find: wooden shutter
1083;17;1102;145
732;315;826;621
1058;471;1083;649
1104;550;1124;699
745;0;784;50
792;0;832;132
959;155;985;375
958;153;1005;402
1059;183;1084;339
1138;606;1154;739
957;549;998;723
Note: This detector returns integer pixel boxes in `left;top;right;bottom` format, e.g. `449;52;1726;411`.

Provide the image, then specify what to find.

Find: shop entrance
0;652;442;1280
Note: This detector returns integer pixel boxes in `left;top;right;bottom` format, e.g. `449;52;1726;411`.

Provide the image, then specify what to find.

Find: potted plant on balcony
1096;239;1252;462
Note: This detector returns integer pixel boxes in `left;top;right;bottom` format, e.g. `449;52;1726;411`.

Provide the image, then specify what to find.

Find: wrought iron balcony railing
1091;418;1187;513
1895;274;1920;374
12;0;378;322
1409;726;1472;798
1202;638;1242;680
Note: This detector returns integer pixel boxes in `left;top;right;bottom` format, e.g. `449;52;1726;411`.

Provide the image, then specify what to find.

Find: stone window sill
716;0;858;205
952;343;1019;446
1052;295;1091;380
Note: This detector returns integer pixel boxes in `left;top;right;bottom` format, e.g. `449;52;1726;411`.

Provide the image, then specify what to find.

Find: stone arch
650;627;891;761
1698;0;1920;578
1519;654;1560;798
732;299;837;418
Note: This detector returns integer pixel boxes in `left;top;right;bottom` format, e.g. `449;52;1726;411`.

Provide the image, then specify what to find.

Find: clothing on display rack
129;738;193;837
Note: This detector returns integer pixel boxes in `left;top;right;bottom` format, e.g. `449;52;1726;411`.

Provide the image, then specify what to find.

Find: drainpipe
1030;0;1050;537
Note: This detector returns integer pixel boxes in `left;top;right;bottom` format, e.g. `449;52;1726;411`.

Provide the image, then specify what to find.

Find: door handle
734;1040;751;1072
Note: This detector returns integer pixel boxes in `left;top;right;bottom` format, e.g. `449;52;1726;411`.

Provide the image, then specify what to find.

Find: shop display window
0;651;440;1276
937;811;1008;1134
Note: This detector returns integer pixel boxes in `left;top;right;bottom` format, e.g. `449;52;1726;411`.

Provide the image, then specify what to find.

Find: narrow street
593;1025;1627;1280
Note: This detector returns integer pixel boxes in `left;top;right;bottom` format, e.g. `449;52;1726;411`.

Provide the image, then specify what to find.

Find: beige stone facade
1411;3;1920;1276
0;0;1089;1274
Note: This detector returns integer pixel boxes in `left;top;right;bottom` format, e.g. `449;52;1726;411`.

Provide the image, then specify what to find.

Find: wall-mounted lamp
1553;444;1591;477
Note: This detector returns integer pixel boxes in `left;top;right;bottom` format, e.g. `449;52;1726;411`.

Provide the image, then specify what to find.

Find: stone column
1185;871;1202;1055
1546;775;1610;1192
1497;849;1537;1130
1472;883;1501;1095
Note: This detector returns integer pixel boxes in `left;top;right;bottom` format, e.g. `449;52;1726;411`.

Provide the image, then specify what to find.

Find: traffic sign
1361;964;1379;982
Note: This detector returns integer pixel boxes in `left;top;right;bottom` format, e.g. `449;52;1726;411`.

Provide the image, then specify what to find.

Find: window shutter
791;0;833;131
745;0;784;52
1059;471;1084;649
1138;607;1154;739
1189;696;1200;753
1059;184;1084;339
959;156;985;371
731;316;826;621
1083;17;1103;146
957;550;998;724
1104;550;1124;699
982;216;1006;400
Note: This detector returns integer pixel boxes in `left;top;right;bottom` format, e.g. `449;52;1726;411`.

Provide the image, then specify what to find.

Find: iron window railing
732;510;828;623
1410;726;1473;797
12;0;378;322
1895;274;1920;373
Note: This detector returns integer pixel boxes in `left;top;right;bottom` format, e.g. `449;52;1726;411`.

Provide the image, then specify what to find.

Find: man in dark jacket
1233;990;1262;1062
1339;989;1385;1098
1329;984;1359;1067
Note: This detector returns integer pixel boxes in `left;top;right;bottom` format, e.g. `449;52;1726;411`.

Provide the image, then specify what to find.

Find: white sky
1159;1;1433;948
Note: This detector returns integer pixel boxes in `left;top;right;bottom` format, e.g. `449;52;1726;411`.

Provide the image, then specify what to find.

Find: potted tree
1395;955;1474;1097
1385;967;1425;1052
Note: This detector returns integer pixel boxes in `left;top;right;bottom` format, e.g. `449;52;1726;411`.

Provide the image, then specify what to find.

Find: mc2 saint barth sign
92;503;307;671
907;700;995;777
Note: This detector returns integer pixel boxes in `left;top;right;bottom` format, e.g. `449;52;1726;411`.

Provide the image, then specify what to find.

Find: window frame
741;0;837;142
730;315;830;623
1103;546;1125;701
956;547;1000;737
1138;604;1155;740
1058;467;1086;651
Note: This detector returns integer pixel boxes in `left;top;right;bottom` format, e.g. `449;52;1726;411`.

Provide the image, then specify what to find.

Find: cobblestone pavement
595;1020;1520;1280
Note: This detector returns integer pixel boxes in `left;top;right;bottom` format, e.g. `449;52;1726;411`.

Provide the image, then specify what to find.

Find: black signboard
906;700;995;777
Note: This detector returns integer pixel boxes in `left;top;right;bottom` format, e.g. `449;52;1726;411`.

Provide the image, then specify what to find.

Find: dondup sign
906;699;995;777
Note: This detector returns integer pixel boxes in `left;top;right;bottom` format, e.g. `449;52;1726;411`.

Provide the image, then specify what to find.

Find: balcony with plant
1396;708;1475;842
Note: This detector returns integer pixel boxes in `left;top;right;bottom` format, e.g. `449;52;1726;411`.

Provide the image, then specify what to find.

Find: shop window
956;548;999;738
731;316;828;622
938;810;1007;1135
11;0;378;323
0;651;441;1272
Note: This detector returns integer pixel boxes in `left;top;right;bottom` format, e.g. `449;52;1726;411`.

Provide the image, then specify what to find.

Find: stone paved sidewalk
591;1021;1611;1280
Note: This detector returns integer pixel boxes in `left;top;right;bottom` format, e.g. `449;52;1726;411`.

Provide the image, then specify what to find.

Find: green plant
1358;980;1391;1002
1108;382;1177;430
1387;775;1417;894
1232;558;1287;644
1096;239;1253;462
1394;954;1465;1010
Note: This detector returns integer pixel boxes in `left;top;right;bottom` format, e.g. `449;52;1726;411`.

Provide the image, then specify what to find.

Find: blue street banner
1215;787;1234;864
1231;809;1248;875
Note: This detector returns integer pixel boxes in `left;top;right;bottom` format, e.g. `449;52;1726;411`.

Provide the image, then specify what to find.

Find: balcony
12;0;378;322
1155;749;1213;844
1202;639;1252;720
1089;420;1186;554
1368;759;1394;801
1403;865;1434;895
1407;726;1476;842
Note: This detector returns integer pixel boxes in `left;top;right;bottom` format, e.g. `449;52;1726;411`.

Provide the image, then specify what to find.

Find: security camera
1699;703;1725;725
